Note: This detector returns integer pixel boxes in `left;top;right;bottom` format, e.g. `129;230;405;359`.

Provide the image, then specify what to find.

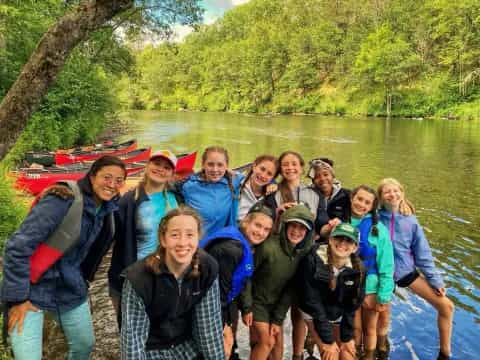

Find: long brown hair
326;243;364;304
240;154;279;195
278;151;305;203
350;185;379;236
145;206;203;278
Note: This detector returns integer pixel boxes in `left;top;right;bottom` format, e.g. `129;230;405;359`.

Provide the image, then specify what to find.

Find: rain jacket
239;204;314;325
378;208;444;289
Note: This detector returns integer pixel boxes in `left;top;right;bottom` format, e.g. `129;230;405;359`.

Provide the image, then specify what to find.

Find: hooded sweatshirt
239;204;314;325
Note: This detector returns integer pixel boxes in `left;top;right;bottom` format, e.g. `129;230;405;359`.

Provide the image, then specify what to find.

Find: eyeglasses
101;174;125;186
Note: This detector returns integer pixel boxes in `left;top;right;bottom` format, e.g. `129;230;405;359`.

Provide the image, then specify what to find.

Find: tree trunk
0;0;134;161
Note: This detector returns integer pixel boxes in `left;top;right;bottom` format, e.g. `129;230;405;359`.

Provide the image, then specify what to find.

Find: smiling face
202;151;228;182
313;168;334;196
280;154;303;183
380;183;403;211
286;221;308;245
146;157;174;186
160;214;199;271
250;160;277;188
89;165;126;205
242;213;273;246
329;236;358;261
351;189;375;218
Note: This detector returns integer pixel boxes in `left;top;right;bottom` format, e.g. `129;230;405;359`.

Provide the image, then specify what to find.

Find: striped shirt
121;277;225;360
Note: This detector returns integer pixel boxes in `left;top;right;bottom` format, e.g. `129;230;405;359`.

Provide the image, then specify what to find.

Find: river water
47;111;480;359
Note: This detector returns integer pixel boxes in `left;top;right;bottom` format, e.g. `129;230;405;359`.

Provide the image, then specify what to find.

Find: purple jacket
378;208;444;289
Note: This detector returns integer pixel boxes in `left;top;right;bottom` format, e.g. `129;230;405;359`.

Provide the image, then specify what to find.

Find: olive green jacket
239;204;314;325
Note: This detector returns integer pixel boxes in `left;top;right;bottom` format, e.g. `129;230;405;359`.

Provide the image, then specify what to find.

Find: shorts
252;303;278;323
396;269;420;288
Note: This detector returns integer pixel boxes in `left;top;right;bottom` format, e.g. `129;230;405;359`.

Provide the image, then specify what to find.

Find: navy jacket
1;177;117;312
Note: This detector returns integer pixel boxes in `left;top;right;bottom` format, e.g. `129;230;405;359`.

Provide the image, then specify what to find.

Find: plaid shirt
121;277;225;360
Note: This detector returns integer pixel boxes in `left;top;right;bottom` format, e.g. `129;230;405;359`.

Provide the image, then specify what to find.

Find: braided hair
350;185;379;237
278;150;305;203
145;205;203;279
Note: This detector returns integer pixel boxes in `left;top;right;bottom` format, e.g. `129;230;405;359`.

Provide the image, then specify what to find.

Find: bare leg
362;305;379;353
250;321;275;360
291;306;306;357
353;308;363;348
409;277;454;356
271;325;284;360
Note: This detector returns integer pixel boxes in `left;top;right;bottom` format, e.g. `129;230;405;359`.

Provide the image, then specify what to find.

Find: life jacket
29;181;83;284
356;217;378;276
200;226;253;303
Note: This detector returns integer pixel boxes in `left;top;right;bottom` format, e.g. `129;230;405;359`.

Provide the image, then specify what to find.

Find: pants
10;300;95;360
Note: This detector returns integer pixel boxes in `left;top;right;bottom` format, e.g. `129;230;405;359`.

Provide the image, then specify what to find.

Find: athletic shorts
252;303;278;323
396;269;420;288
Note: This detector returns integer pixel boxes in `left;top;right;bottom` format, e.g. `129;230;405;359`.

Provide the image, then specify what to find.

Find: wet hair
145;206;203;278
377;178;416;215
87;155;127;178
349;185;379;237
240;154;279;195
326;242;364;304
278;151;305;203
201;146;237;198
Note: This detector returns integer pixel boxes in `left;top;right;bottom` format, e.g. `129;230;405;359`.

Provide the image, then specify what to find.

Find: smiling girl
298;223;365;360
121;206;225;359
347;185;394;360
108;150;180;314
2;156;126;360
240;204;314;360
377;178;454;360
237;155;279;221
178;146;243;237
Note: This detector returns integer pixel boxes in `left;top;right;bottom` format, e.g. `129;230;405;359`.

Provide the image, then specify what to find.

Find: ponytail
350;252;365;305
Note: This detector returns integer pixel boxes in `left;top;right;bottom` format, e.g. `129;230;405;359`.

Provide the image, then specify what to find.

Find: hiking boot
361;349;376;360
437;352;450;360
356;345;364;359
376;336;390;360
304;330;316;356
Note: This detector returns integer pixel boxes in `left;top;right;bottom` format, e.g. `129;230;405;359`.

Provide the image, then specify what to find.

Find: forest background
1;0;480;247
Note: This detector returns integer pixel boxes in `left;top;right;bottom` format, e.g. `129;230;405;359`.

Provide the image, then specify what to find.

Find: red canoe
14;151;197;195
54;139;138;165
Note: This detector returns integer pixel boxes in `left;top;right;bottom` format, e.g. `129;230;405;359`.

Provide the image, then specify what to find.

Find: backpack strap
29;181;84;284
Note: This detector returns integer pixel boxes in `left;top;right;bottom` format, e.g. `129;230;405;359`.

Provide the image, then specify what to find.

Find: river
47;111;480;359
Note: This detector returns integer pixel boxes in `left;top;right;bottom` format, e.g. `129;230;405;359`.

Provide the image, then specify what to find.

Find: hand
242;312;253;327
223;325;234;359
265;183;278;195
320;218;341;236
319;342;340;360
277;202;297;214
8;300;39;335
340;340;356;357
269;323;281;337
375;302;389;313
434;287;446;297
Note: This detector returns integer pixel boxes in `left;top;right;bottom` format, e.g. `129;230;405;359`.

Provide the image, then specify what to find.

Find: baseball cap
149;150;177;169
285;218;312;231
331;223;359;244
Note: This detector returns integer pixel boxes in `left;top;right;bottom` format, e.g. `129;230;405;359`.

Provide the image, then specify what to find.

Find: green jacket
239;204;314;325
351;215;394;304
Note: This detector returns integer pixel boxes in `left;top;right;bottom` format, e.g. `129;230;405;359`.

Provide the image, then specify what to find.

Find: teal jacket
351;214;394;304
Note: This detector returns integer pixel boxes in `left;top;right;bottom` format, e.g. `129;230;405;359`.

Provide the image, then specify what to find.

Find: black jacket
298;244;365;344
125;249;218;350
314;187;351;239
108;186;183;295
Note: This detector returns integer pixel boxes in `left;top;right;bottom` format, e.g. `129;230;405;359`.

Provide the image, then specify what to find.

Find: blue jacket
1;177;118;312
179;173;243;237
378;208;445;289
200;226;254;303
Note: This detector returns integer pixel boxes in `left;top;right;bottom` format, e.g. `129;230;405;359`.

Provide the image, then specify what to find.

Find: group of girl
1;146;454;360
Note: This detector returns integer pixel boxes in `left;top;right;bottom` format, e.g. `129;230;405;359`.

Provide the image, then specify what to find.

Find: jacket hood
279;204;315;255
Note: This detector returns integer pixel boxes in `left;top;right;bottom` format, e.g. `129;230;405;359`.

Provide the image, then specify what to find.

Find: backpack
29;181;83;284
